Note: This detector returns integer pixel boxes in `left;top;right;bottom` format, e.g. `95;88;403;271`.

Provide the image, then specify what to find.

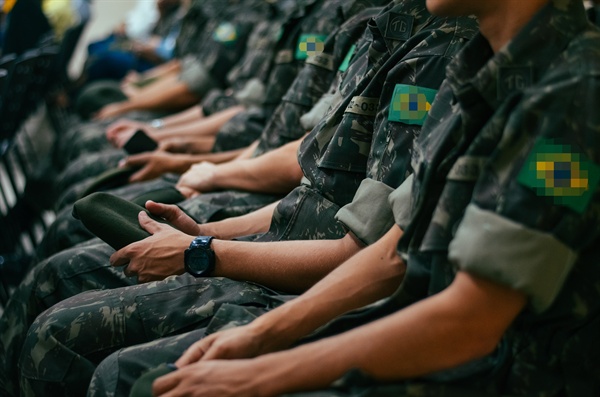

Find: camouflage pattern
39;0;387;257
210;0;371;151
0;2;481;396
172;0;226;59
262;0;477;243
290;0;600;395
200;0;299;116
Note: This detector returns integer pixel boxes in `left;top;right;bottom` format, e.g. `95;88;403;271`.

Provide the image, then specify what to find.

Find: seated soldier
48;0;342;212
0;2;479;396
99;0;598;396
33;0;368;260
87;0;274;120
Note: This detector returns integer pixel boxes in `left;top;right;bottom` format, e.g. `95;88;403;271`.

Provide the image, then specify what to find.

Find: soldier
46;0;342;213
0;1;479;396
97;0;599;396
36;0;375;259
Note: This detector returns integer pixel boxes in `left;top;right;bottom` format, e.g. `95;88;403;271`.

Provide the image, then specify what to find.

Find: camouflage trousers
88;304;505;397
20;273;284;396
0;240;125;397
88;304;271;396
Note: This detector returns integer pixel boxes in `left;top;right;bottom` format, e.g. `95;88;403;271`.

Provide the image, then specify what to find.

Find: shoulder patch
388;84;437;125
213;22;237;44
295;34;328;60
517;139;600;214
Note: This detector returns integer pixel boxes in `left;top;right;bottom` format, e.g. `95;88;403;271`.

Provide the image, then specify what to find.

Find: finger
110;247;130;267
177;186;200;199
175;340;209;367
122;264;136;278
145;201;178;218
128;165;151;183
138;210;166;234
152;369;183;396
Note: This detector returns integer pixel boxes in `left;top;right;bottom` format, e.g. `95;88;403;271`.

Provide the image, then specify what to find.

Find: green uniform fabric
0;2;478;396
36;0;379;260
288;1;600;395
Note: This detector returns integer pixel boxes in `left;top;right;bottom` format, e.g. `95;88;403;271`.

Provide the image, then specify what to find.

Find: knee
89;350;121;397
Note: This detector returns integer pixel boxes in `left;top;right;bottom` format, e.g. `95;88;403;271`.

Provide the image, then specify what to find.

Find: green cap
72;192;167;250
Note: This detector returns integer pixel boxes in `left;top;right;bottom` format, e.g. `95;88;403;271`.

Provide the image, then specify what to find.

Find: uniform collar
446;0;589;110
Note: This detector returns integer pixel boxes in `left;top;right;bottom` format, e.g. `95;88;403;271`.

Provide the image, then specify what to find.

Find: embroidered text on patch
388;84;437;125
295;34;327;60
517;139;600;213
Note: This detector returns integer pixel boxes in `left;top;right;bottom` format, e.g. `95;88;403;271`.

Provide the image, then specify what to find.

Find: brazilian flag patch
517;139;600;213
388;84;437;125
213;22;237;44
338;45;356;72
295;34;327;60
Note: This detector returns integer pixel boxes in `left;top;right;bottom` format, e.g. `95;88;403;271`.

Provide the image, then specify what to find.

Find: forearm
254;272;526;396
211;139;304;194
182;148;246;166
153;106;244;141
250;226;404;348
235;140;259;160
212;232;363;294
159;105;204;128
200;201;279;240
139;59;180;79
126;76;200;112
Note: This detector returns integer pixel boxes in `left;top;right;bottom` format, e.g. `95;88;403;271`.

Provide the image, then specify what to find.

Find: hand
94;102;130;121
145;200;201;235
153;359;270;397
176;162;218;193
175;324;274;367
110;211;195;283
120;151;181;183
106;119;149;147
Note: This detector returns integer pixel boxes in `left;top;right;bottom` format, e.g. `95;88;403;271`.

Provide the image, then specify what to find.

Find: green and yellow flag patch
213;22;237;44
388;84;437;125
517;139;600;213
295;34;327;60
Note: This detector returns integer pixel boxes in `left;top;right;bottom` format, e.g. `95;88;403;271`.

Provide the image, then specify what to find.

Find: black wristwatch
184;236;215;277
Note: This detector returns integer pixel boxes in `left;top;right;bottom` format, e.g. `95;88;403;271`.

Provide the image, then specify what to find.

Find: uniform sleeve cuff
388;174;413;230
449;204;577;313
179;59;218;97
335;179;395;245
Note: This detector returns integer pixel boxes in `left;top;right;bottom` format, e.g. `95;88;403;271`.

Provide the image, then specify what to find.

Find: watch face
184;244;215;277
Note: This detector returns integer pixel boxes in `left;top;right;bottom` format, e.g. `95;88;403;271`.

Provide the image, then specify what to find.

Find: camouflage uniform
0;4;480;397
48;0;274;203
36;0;378;259
283;0;600;395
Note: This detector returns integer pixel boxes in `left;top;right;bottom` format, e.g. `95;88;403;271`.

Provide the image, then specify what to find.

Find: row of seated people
0;0;599;396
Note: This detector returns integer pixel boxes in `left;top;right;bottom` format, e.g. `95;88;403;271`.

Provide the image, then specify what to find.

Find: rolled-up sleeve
448;203;577;313
336;175;413;245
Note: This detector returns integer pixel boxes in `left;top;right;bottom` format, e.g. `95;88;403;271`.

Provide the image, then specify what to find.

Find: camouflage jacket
262;0;478;242
250;3;389;155
365;0;600;395
211;0;381;151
